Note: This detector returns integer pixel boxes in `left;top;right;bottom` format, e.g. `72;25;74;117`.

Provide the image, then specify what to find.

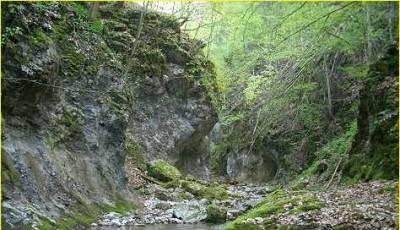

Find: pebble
254;217;264;224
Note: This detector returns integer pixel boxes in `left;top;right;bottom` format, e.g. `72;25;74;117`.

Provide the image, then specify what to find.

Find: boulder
206;204;227;223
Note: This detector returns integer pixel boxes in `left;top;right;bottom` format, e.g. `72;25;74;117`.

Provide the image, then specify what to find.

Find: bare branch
279;2;354;45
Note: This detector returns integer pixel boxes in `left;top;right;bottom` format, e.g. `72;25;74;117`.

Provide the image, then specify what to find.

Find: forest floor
255;180;398;229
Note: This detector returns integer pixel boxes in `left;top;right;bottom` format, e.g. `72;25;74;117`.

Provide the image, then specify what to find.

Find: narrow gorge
1;2;398;230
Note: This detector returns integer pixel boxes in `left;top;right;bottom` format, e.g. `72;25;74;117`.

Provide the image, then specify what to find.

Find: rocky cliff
344;45;399;182
1;2;217;228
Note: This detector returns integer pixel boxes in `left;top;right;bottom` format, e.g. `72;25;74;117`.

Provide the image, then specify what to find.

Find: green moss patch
225;190;324;230
297;121;357;184
158;170;228;200
39;197;137;230
207;204;227;223
147;160;182;182
125;136;146;170
377;184;398;194
2;152;20;185
182;180;228;200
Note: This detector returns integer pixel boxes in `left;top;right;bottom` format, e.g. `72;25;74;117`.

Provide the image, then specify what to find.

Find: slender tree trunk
124;1;149;78
365;4;372;63
89;2;100;20
394;3;399;41
388;2;393;42
324;53;333;119
206;4;216;58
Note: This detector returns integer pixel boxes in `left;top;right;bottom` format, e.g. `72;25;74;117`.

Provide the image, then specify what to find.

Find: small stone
227;209;241;220
283;203;293;210
110;219;122;226
254;217;263;224
169;217;183;224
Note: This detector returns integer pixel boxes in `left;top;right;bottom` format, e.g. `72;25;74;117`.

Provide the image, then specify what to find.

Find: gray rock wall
1;3;217;228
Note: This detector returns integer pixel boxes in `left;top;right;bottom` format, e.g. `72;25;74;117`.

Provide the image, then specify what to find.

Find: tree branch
279;2;354;45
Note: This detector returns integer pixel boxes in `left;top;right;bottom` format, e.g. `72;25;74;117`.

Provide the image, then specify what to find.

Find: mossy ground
295;121;357;186
225;190;324;230
38;197;137;230
342;142;398;184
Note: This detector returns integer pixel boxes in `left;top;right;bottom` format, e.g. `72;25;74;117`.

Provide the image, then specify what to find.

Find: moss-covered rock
343;45;399;182
2;152;20;185
38;197;136;230
224;190;324;230
147;160;182;182
207;204;227;223
182;180;228;200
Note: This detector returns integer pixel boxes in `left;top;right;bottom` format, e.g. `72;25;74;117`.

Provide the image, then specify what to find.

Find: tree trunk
324;53;333;119
388;2;393;42
365;4;372;63
123;2;149;78
89;2;100;20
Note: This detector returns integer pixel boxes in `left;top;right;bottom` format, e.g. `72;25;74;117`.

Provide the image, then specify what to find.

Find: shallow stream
94;184;271;229
100;223;225;230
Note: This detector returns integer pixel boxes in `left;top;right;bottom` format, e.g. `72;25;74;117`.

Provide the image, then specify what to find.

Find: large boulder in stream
1;2;217;229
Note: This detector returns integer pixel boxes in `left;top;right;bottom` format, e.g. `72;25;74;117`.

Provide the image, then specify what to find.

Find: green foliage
342;47;398;183
147;160;182;182
297;121;357;182
27;28;52;49
343;144;398;183
2;26;23;44
207;204;227;223
2;152;20;185
339;64;369;80
126;136;146;170
88;19;104;34
182;2;397;179
60;110;82;135
377;184;397;194
69;2;89;17
209;142;228;174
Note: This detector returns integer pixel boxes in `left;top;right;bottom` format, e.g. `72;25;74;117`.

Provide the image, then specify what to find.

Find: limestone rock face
131;63;217;166
208;123;279;183
1;3;216;228
226;148;278;182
